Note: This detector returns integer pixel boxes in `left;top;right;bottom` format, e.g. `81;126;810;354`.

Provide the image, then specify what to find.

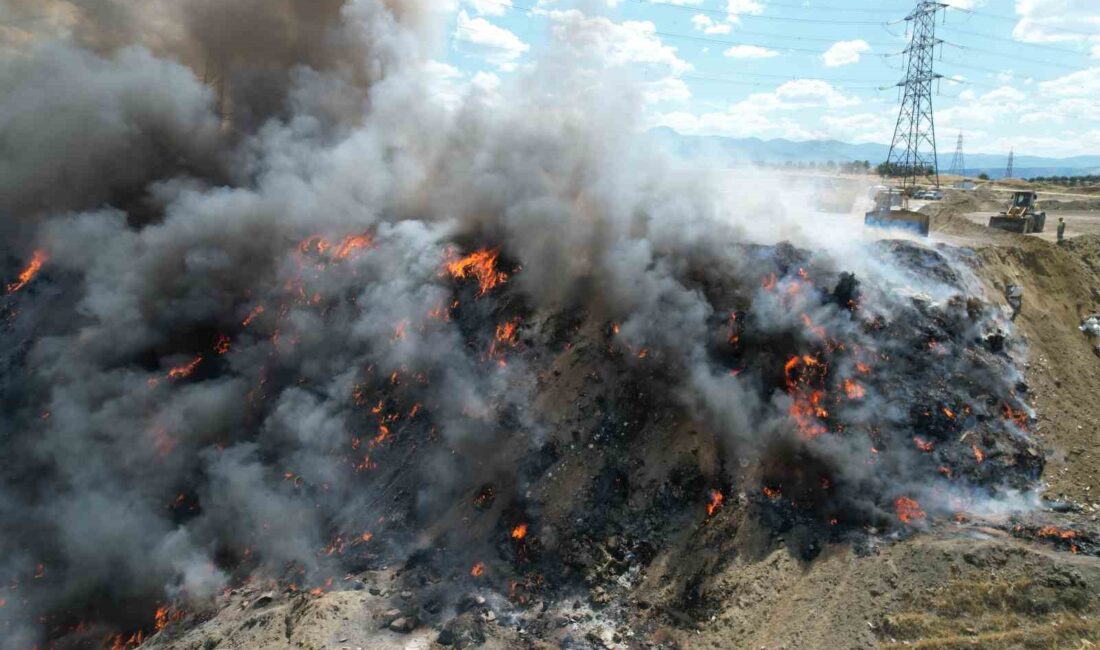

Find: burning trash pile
0;224;1048;646
0;1;1063;648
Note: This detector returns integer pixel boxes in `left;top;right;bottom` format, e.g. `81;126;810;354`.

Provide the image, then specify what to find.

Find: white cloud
691;14;732;35
821;40;870;67
462;0;506;16
726;0;766;25
642;76;692;104
723;44;778;59
819;112;893;144
454;10;530;71
423;60;502;111
773;79;861;109
946;0;987;9
648;79;862;140
1038;66;1100;97
546;10;693;75
1012;0;1100;53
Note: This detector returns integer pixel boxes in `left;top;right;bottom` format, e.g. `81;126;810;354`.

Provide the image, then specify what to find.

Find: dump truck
864;187;930;236
988;191;1046;234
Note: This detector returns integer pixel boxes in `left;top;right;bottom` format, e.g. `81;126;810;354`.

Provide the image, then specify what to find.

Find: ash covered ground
1;2;1098;649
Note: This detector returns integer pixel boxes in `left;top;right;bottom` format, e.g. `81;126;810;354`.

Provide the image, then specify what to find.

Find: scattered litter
1081;314;1100;338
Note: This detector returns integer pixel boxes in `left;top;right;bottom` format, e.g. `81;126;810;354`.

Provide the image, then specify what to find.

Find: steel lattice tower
947;132;965;177
885;1;946;188
1005;149;1014;179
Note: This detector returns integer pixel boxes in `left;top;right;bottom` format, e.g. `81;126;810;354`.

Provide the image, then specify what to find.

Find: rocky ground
141;194;1100;650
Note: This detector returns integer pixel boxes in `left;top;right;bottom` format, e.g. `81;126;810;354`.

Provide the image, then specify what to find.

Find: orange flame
154;606;185;632
511;524;528;540
972;445;985;463
784;355;828;439
489;318;521;360
167;356;202;380
6;250;48;294
360;532;374;543
470;562;485;577
445;248;508;297
242;305;265;327
1037;526;1077;539
843;378;865;400
334;233;375;260
214;335;231;355
913;436;934;452
308;577;334;597
706;490;724;517
801;313;827;339
1001;402;1030;430
894;496;926;524
108;631;145;650
762;486;781;499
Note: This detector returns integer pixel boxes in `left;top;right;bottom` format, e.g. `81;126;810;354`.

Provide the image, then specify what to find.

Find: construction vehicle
988;191;1046;233
864;187;930;236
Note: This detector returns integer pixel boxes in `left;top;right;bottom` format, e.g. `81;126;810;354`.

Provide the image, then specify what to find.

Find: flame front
511;523;528;540
784;355;828;439
334;233;375;260
1038;525;1077;539
6;249;48;294
894;496;926;524
167;356;203;380
444;248;508;297
470;562;485;577
706;490;724;517
843;378;865;400
972;445;985;463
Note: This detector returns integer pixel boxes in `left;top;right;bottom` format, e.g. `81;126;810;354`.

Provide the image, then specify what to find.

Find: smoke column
0;1;1037;646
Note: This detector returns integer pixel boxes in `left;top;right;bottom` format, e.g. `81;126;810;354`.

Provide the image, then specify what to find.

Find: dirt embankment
924;190;1100;502
968;234;1100;505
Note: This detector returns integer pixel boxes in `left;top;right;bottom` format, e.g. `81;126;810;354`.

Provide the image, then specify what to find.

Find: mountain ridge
649;126;1100;179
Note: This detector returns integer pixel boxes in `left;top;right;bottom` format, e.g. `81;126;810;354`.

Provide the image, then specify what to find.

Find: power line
630;0;903;16
940;25;1093;57
484;0;887;26
455;31;895;92
468;0;905;57
946;4;1100;39
940;39;1085;72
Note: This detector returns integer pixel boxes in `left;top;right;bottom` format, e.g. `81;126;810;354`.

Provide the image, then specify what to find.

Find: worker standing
1057;217;1066;244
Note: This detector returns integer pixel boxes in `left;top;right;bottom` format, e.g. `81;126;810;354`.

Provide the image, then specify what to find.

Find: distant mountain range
648;127;1100;179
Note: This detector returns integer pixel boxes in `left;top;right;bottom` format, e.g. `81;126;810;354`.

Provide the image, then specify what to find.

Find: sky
442;0;1100;158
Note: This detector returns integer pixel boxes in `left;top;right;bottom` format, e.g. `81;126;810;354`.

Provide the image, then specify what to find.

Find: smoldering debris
0;1;1055;648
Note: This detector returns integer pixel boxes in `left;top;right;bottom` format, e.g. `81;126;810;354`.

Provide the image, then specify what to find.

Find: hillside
649;127;1100;179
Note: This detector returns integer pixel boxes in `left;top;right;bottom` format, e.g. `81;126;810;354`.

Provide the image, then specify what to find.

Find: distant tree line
1025;174;1100;186
755;160;873;173
875;162;936;178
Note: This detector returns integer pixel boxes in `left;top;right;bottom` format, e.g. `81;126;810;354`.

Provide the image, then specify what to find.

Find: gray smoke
0;1;1035;647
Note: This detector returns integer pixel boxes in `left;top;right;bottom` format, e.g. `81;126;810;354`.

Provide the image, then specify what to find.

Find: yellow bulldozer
863;187;930;236
988;191;1047;234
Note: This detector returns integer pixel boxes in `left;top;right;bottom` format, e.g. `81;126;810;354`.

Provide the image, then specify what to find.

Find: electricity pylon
884;1;947;188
